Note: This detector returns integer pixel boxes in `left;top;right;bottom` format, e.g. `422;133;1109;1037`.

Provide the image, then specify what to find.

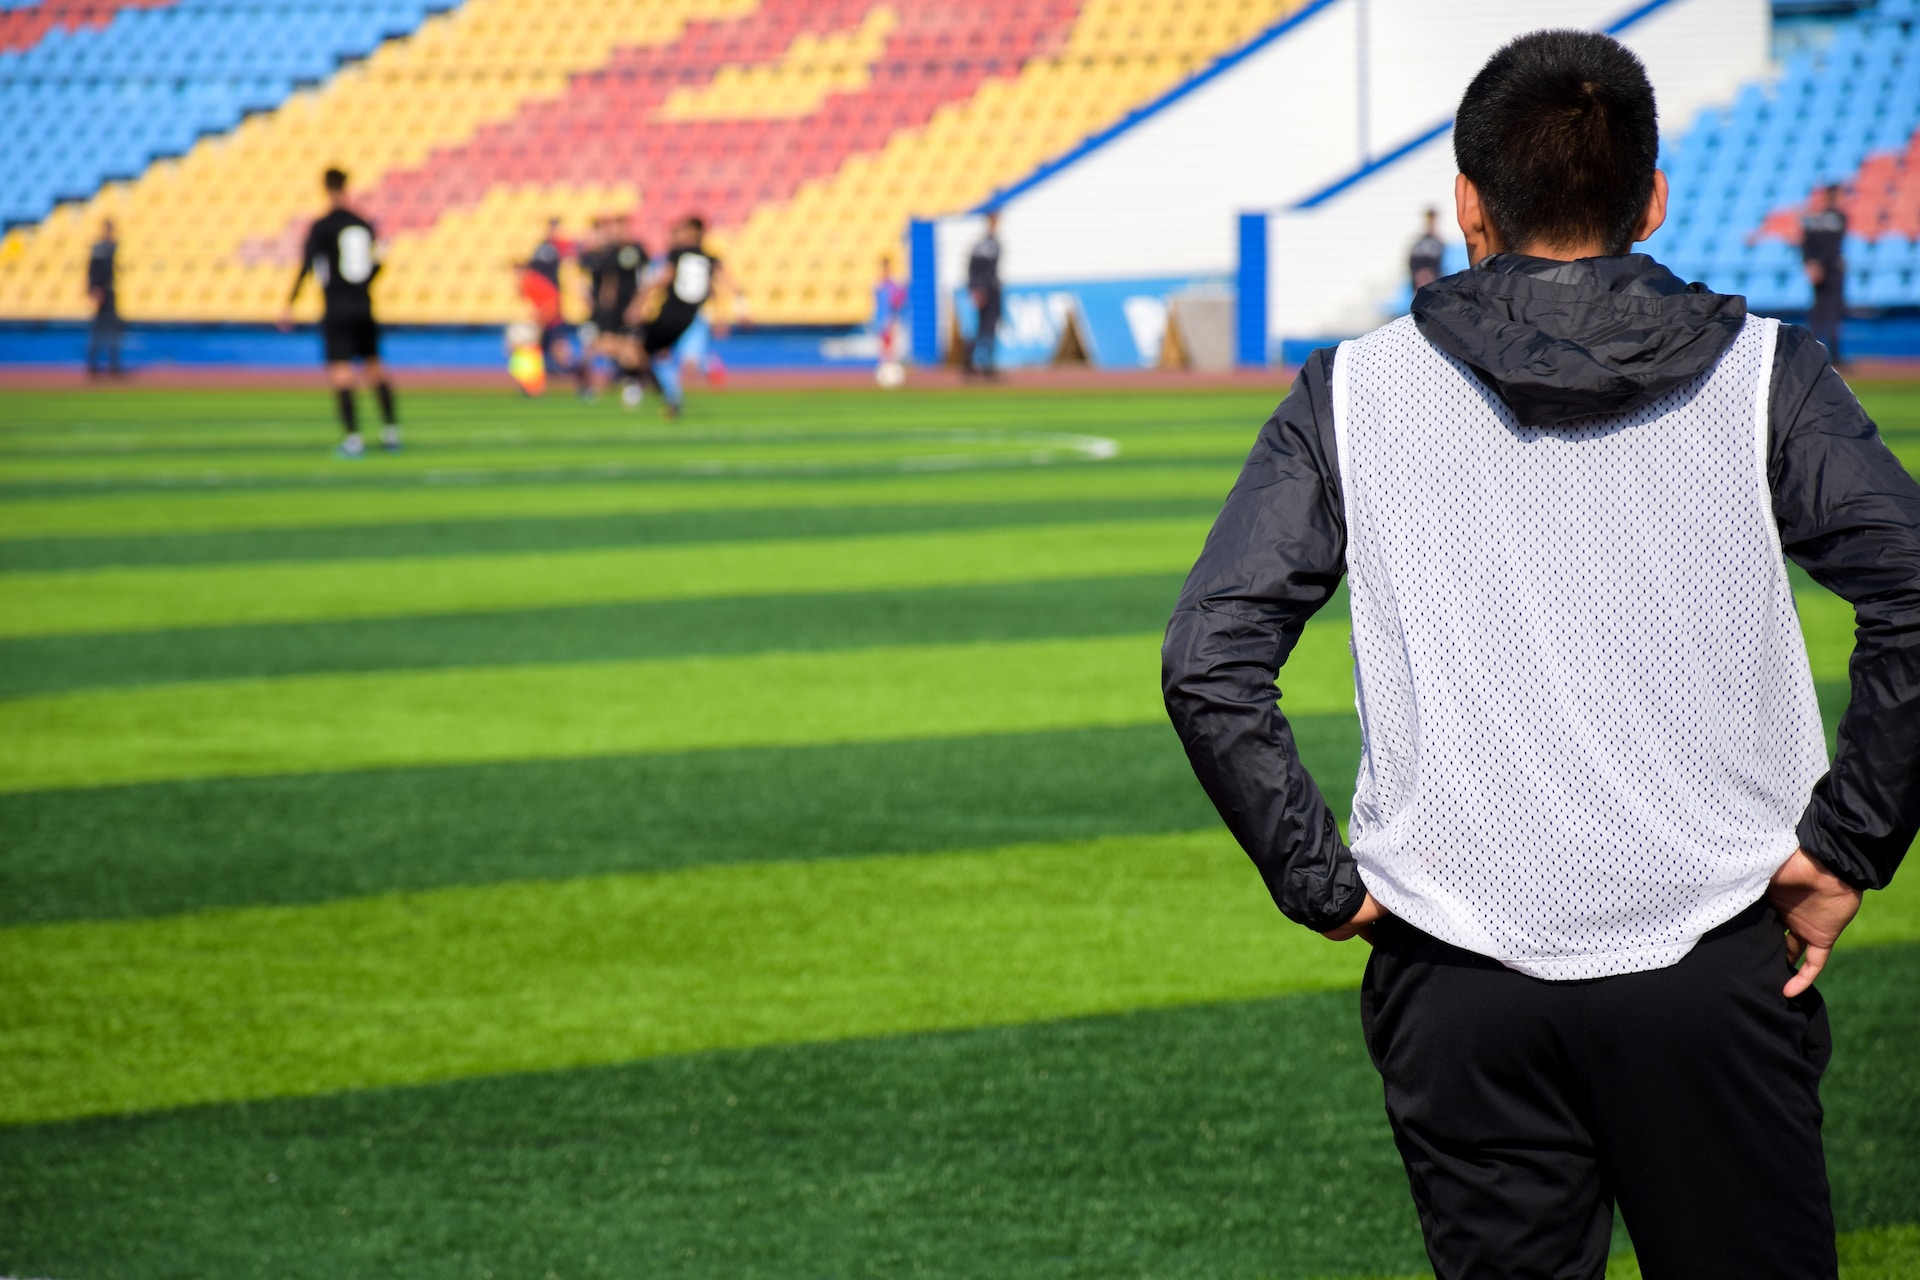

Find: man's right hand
276;308;294;333
1322;892;1391;944
1805;261;1826;287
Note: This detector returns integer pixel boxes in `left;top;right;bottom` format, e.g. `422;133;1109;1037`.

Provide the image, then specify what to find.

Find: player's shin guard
335;388;359;435
375;381;397;426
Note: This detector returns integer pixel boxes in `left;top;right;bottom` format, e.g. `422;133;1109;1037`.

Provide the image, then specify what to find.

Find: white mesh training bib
1330;314;1828;979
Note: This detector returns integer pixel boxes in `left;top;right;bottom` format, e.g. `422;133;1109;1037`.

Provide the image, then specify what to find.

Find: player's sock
374;381;397;426
335;388;359;434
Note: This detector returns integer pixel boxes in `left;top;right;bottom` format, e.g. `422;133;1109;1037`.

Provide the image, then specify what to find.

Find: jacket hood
1410;253;1747;429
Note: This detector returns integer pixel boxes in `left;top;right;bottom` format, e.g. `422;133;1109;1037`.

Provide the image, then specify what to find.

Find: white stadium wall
1263;0;1771;353
919;0;1770;367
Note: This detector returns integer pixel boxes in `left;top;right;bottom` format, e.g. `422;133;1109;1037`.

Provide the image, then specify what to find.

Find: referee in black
1408;206;1445;291
1801;183;1848;368
85;218;123;379
279;168;399;458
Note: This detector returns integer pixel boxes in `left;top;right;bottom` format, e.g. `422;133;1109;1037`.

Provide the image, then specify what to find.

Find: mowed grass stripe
0;465;1236;540
0;573;1193;697
0;574;1192;699
0;629;1356;793
0;680;1850;928
5;958;1918;1280
0;386;1281;437
0;440;1117;486
0;497;1224;572
0;518;1210;638
0;466;1237;543
5;824;1918;1127
1;830;1366;1124
0;721;1251;924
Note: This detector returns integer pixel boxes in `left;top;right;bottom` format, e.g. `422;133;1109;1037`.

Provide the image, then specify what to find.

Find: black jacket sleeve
1769;325;1920;889
1161;348;1366;931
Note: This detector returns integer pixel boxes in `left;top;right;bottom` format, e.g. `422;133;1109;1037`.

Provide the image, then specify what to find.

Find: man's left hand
1322;892;1391;944
1767;848;1863;998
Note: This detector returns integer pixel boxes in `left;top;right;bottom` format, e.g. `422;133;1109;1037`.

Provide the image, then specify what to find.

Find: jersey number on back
338;227;375;285
674;255;711;304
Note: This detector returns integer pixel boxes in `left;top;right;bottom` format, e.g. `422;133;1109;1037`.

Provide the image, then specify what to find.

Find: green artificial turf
1;379;1915;1279
5;943;1919;1280
0;829;1375;1123
0;517;1212;637
9;823;1918;1126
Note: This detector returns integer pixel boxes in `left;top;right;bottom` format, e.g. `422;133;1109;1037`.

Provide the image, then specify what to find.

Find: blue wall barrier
0;321;872;371
1236;212;1268;368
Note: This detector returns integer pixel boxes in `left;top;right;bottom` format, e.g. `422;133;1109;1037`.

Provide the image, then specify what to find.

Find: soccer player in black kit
279;168;398;458
966;210;1002;378
619;215;735;421
584;213;649;397
1801;183;1848;367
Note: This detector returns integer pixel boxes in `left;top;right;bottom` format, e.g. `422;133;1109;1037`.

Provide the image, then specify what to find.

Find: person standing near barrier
1802;182;1848;367
966;211;1002;379
1408;206;1445;292
1165;30;1920;1279
85;219;122;378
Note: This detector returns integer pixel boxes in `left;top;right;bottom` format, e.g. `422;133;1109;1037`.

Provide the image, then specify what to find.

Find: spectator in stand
966;211;1002;379
1801;183;1848;367
1409;206;1446;292
86;219;123;378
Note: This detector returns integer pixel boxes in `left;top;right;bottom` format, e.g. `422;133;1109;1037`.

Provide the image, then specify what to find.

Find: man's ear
1455;174;1501;265
1633;169;1670;245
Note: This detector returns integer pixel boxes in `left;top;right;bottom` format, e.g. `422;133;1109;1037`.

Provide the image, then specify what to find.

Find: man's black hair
323;167;348;193
1453;30;1659;257
683;215;706;236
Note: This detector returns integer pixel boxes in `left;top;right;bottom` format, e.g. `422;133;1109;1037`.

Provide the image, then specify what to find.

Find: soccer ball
876;360;906;389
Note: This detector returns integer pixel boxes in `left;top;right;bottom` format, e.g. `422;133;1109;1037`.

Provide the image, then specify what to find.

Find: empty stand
1648;7;1920;311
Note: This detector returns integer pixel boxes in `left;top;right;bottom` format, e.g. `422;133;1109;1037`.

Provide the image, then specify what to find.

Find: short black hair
323;167;348;193
682;215;706;235
1453;30;1658;256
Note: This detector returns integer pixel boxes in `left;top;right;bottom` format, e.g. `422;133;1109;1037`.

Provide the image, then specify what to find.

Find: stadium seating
1646;2;1920;311
0;0;1308;325
7;0;1909;329
0;1;457;227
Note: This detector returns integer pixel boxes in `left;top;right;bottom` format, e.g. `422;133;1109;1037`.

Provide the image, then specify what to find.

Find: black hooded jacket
1162;253;1920;933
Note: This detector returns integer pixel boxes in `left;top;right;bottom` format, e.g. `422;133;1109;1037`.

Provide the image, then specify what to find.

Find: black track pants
1810;279;1845;365
1360;901;1835;1280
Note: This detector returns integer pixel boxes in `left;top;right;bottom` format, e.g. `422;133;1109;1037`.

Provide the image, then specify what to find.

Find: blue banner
950;275;1231;369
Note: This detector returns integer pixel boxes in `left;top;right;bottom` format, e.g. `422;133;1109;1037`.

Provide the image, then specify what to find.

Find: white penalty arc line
6;433;1125;489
